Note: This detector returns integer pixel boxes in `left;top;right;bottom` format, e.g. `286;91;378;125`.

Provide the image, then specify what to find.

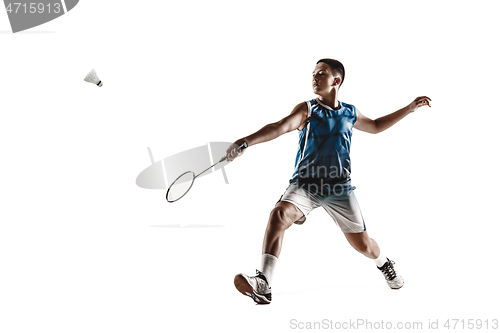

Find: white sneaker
234;270;272;304
377;258;404;289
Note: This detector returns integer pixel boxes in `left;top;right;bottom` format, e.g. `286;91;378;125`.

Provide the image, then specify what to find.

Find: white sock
374;253;388;267
260;253;278;286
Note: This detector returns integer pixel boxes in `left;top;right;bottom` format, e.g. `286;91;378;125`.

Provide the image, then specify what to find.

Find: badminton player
226;59;431;304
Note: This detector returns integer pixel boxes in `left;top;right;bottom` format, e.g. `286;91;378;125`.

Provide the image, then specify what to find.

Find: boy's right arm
226;102;308;161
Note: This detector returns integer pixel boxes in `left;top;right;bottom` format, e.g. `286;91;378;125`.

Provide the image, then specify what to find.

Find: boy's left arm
354;96;431;134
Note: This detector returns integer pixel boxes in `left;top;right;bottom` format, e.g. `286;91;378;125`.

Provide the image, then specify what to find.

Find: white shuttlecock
84;69;103;87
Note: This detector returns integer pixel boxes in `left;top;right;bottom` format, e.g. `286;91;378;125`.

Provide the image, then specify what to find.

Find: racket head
166;171;196;203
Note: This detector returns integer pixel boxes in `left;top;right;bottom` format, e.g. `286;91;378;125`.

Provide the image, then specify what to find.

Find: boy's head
316;59;345;88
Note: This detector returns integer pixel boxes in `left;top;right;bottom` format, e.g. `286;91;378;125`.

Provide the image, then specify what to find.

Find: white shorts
278;182;366;233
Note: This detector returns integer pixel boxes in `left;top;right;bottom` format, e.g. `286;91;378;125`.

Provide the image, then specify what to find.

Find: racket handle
238;141;248;151
219;142;248;162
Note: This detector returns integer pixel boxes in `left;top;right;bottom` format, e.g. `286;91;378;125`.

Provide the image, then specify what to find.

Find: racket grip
238;142;248;152
219;142;248;162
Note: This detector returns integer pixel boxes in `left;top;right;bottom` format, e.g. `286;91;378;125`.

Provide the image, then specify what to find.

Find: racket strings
166;142;246;202
166;172;195;202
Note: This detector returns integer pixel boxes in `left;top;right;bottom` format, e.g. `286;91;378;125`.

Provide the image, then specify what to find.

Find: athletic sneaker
378;258;404;289
234;269;272;304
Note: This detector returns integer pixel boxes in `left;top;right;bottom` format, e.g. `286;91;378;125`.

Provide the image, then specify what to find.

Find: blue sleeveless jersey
290;99;357;189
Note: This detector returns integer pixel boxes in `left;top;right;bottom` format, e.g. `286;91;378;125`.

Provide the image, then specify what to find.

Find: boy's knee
269;206;294;229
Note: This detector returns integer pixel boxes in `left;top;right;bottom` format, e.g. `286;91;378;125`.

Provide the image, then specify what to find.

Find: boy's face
312;62;339;95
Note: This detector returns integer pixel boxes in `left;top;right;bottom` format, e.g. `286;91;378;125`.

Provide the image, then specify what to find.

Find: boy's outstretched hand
226;141;246;162
408;96;432;112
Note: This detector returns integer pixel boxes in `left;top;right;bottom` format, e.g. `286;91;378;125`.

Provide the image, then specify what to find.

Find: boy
226;59;431;304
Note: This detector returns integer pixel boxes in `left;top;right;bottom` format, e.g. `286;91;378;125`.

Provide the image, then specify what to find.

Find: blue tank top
290;99;357;191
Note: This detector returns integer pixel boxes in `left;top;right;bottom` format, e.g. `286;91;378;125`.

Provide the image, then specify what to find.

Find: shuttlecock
84;69;103;87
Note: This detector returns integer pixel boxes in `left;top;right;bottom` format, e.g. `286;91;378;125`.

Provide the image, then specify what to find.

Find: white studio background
0;1;499;332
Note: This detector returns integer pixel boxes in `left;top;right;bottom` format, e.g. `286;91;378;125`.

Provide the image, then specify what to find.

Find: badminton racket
166;142;248;202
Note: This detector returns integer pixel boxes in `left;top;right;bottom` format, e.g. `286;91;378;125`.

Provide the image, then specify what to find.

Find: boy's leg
262;201;304;258
343;231;380;259
234;201;303;304
344;231;404;289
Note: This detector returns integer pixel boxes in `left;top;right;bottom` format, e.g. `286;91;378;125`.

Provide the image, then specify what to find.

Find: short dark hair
317;59;345;87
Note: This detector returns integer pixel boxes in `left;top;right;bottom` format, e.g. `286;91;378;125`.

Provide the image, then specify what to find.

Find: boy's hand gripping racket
166;142;248;203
